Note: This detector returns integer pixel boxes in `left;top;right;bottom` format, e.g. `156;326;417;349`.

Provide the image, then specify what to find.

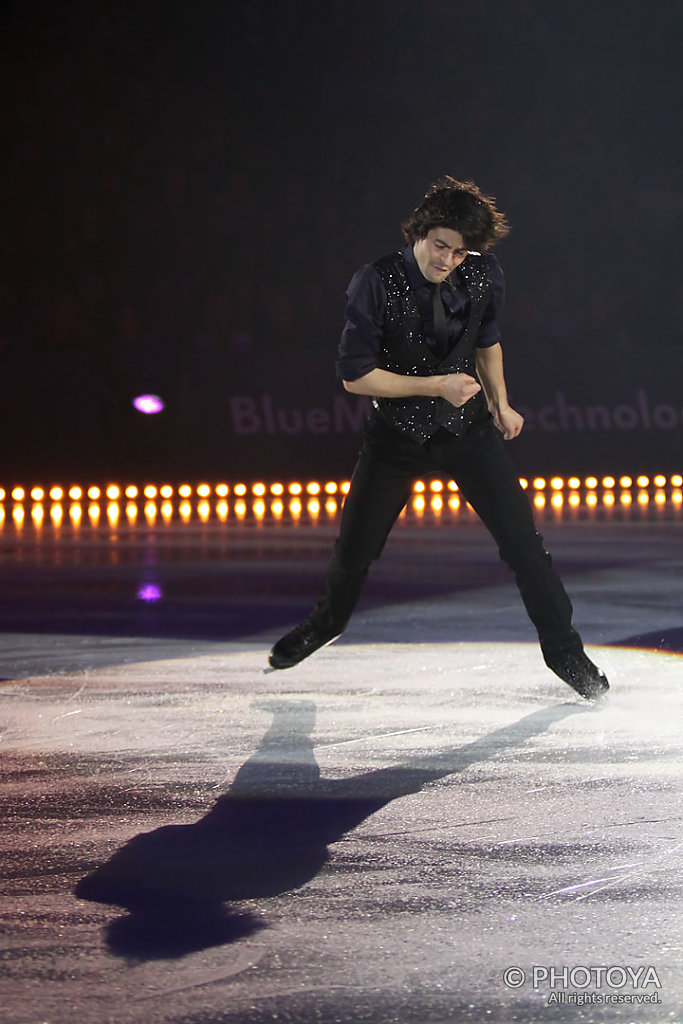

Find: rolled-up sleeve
335;264;387;382
476;253;506;349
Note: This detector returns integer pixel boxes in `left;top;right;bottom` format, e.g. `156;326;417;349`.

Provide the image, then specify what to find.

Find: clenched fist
436;373;482;408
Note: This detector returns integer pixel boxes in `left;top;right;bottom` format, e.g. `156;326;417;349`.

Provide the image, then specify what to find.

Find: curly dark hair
401;176;510;250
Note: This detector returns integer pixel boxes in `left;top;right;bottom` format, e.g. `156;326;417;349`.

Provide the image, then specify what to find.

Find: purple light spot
137;583;162;602
133;394;165;414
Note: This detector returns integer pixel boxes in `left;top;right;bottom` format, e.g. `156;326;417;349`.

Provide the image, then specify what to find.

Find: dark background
3;0;682;482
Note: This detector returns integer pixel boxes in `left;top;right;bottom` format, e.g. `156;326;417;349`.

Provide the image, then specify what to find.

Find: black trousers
312;414;578;651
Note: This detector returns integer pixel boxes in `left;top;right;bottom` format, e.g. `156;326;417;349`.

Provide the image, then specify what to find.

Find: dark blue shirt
336;245;505;382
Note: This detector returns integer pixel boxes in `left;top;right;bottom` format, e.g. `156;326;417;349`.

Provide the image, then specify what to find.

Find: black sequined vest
371;251;492;442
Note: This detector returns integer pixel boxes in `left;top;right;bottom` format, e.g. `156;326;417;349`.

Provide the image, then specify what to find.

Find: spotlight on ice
133;394;165;414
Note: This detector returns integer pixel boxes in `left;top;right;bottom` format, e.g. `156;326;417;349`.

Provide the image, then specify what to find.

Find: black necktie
432;283;448;355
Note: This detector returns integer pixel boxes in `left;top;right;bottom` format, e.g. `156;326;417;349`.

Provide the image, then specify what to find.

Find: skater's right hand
436;373;482;408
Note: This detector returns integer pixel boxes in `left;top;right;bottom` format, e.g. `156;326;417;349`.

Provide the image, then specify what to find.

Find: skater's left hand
493;405;524;440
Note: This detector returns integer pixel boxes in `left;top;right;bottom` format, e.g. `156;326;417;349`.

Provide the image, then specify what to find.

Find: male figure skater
269;177;608;700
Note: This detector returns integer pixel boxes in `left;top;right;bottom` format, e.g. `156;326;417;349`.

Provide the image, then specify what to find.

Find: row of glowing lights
3;488;679;530
1;481;348;504
6;498;343;529
1;474;682;506
1;475;682;529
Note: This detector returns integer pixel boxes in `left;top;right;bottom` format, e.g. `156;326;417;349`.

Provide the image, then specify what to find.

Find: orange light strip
1;475;682;506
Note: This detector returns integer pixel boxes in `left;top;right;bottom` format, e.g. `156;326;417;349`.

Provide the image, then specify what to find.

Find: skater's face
413;228;468;283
